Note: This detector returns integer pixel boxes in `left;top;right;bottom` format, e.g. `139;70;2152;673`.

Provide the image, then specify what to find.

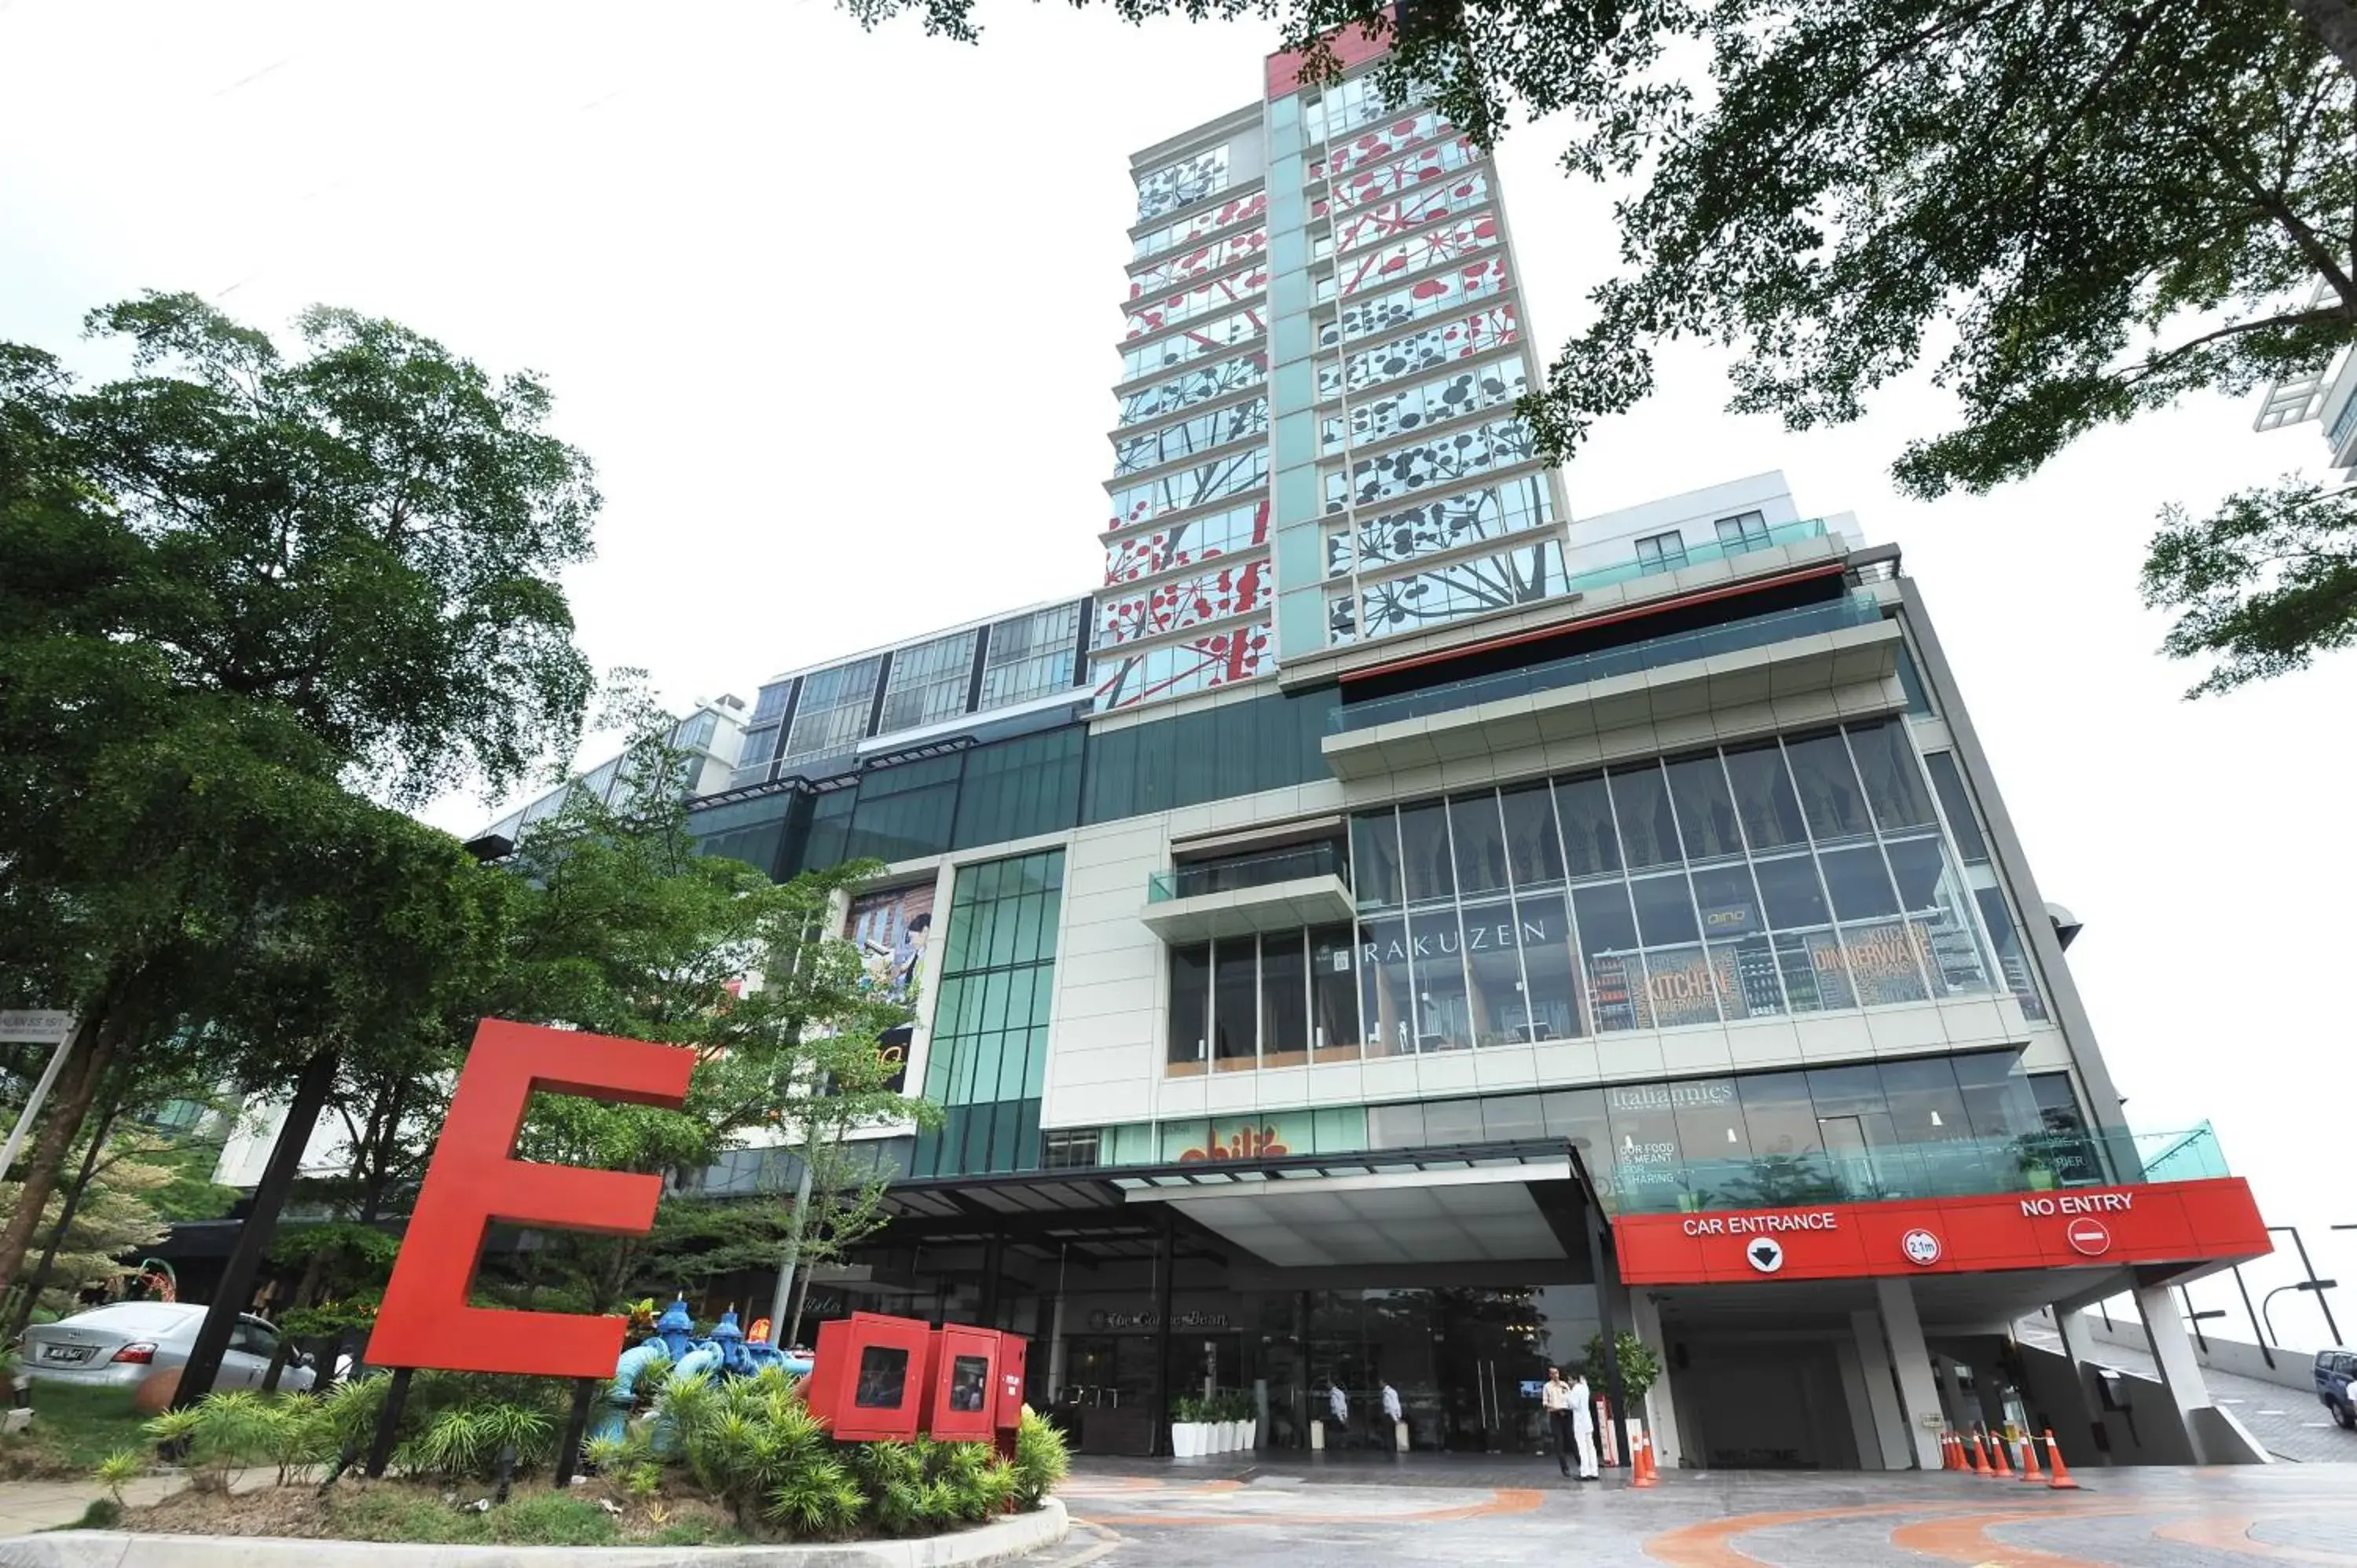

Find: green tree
0;292;595;1343
467;692;931;1317
845;0;2357;686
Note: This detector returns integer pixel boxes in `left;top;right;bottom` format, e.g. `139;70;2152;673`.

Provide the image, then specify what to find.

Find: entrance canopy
1109;1138;1594;1269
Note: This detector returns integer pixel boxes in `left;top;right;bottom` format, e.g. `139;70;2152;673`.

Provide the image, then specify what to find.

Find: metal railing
1602;1123;2226;1215
1332;589;1882;735
1147;840;1351;903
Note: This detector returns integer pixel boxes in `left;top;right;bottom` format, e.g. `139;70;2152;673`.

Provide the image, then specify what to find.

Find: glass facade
1094;560;1269;647
1124;263;1270;340
1103;500;1267;584
911;849;1065;1178
1334;215;1499;298
1150;720;1990;1069
1334;170;1490;253
1113;397;1270;476
1328;474;1552;577
1119;306;1265;383
1324;414;1538;513
1332;537;1566;644
1128;225;1268;302
1120;352;1268;427
780;656;883;764
1135;145;1228;222
1134;190;1266;262
876;630;979;734
1109;446;1268;529
978;603;1083;709
1321;357;1527;453
1089;620;1270;709
1323;305;1519;399
1327;258;1508;346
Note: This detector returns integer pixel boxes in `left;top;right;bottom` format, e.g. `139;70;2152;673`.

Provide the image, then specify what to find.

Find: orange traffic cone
1632;1427;1658;1488
2042;1430;2080;1491
1940;1432;1956;1470
1970;1431;1992;1475
1990;1429;2014;1478
2018;1430;2043;1482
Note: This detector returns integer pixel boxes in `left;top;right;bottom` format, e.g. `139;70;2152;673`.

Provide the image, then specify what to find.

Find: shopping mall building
246;29;2272;1471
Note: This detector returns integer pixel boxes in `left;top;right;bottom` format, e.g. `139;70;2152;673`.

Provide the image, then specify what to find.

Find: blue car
2315;1348;2357;1431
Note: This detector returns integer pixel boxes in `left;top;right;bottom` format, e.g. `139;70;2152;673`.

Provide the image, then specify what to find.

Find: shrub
398;1401;554;1482
141;1390;295;1493
92;1448;145;1504
322;1372;568;1478
1011;1409;1069;1511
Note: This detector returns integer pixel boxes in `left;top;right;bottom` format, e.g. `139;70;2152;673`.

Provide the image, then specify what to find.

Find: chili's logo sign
1178;1125;1291;1163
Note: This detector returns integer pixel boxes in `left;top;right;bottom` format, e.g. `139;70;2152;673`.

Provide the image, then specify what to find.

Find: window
979;603;1082;709
1328;256;1509;346
1325;416;1537;513
1261;932;1309;1066
1323;357;1527;453
1323;304;1519;401
1714;511;1770;549
1135;144;1229;222
1310;925;1360;1057
876;632;980;735
1169;944;1211;1075
1212;938;1258;1071
856;1346;911;1409
1923;752;1989;863
950;1355;990;1412
780;658;883;764
1042;1129;1102;1169
1635;530;1688;572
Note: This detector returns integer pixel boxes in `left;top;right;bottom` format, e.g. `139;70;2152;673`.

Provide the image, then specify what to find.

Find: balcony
1323;593;1898;780
1141;841;1355;944
1605;1123;2229;1217
1577;516;1830;595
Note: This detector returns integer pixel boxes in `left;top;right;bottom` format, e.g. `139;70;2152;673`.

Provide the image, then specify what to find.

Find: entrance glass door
1432;1288;1548;1453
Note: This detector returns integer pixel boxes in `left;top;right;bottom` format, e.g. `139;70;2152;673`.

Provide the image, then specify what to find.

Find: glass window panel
1168;944;1210;1075
1212;936;1259;1071
1499;783;1564;888
1952;1051;2046;1136
1358;915;1415;1058
1629;873;1703;946
1459;898;1526;1046
1607;764;1681;869
1310;924;1362;1059
1845;721;1937;831
1642;947;1720;1028
1261;932;1309;1067
1352;810;1404;910
1923;752;1989;864
1708;934;1787;1021
1774;930;1855;1012
780;657;885;764
1973;887;2048;1020
1554;774;1623;877
1753;854;1831;929
1893;637;1934;716
1722;740;1809;850
1447;792;1509;895
1672;1079;1751;1185
1783;731;1873;842
1886;837;1993;995
1514;892;1584;1041
1878;1057;1969;1141
1542;1088;1613;1196
1573;881;1651;1031
1407;905;1473;1050
1424;1097;1483;1144
1819;846;1901;920
1605;1083;1686;1210
1839;921;1930;1005
1398;801;1457;904
1732;1072;1839;1202
1665;754;1744;862
1481;1093;1545;1141
877;631;980;734
1368;1101;1426;1148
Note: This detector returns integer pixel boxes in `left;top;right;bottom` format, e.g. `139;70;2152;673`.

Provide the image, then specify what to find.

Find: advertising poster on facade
848;884;936;1093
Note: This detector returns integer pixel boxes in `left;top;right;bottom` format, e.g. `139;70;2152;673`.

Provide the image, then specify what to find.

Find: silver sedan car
16;1302;315;1392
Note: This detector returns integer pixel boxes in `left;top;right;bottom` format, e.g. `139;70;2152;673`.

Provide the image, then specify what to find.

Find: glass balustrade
1602;1122;2226;1215
1147;841;1351;903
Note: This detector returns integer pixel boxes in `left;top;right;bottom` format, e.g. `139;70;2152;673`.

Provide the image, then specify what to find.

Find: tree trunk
2289;0;2357;82
0;1014;121;1308
2;1094;123;1341
174;1047;339;1409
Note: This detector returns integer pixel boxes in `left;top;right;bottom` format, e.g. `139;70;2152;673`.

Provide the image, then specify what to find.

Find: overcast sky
6;0;2352;1349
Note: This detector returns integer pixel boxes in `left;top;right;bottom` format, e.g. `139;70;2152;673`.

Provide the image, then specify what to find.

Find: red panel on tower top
1266;15;1395;101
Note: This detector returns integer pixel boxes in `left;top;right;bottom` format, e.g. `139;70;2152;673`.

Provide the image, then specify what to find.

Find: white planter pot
1243;1417;1258;1450
1171;1422;1198;1458
1226;1420;1241;1450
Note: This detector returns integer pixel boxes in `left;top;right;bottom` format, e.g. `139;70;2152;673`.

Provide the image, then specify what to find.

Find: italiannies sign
1611;1177;2269;1286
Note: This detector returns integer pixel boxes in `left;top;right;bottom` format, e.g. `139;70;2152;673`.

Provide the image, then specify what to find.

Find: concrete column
2051;1307;2113;1465
1875;1277;1946;1470
1833;1336;1886;1469
1934;1355;1967;1430
1629;1291;1683;1470
1046;1292;1069;1402
2132;1283;2219;1464
1849;1310;1912;1469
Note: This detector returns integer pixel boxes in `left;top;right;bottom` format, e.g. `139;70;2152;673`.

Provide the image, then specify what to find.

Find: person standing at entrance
1567;1367;1599;1478
1328;1377;1350;1447
1541;1366;1577;1476
1380;1379;1402;1450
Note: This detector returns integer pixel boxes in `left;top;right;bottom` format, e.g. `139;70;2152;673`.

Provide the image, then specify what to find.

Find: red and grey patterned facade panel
1094;559;1271;648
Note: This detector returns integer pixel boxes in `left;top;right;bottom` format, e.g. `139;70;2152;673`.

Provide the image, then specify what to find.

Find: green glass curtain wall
911;849;1066;1178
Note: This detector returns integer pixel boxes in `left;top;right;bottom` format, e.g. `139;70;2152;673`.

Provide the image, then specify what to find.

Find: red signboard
368;1020;695;1378
1611;1178;2269;1287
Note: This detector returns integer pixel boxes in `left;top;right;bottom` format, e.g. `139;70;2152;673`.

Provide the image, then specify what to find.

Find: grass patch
0;1383;150;1478
113;1479;740;1547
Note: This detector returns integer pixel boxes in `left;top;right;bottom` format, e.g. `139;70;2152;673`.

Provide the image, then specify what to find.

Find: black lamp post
2266;1225;2344;1346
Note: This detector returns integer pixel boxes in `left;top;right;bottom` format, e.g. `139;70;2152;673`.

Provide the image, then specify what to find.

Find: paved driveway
1046;1456;2357;1568
2014;1319;2356;1464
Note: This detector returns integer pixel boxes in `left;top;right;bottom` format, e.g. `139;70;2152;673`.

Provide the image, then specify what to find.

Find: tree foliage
2141;474;2357;691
